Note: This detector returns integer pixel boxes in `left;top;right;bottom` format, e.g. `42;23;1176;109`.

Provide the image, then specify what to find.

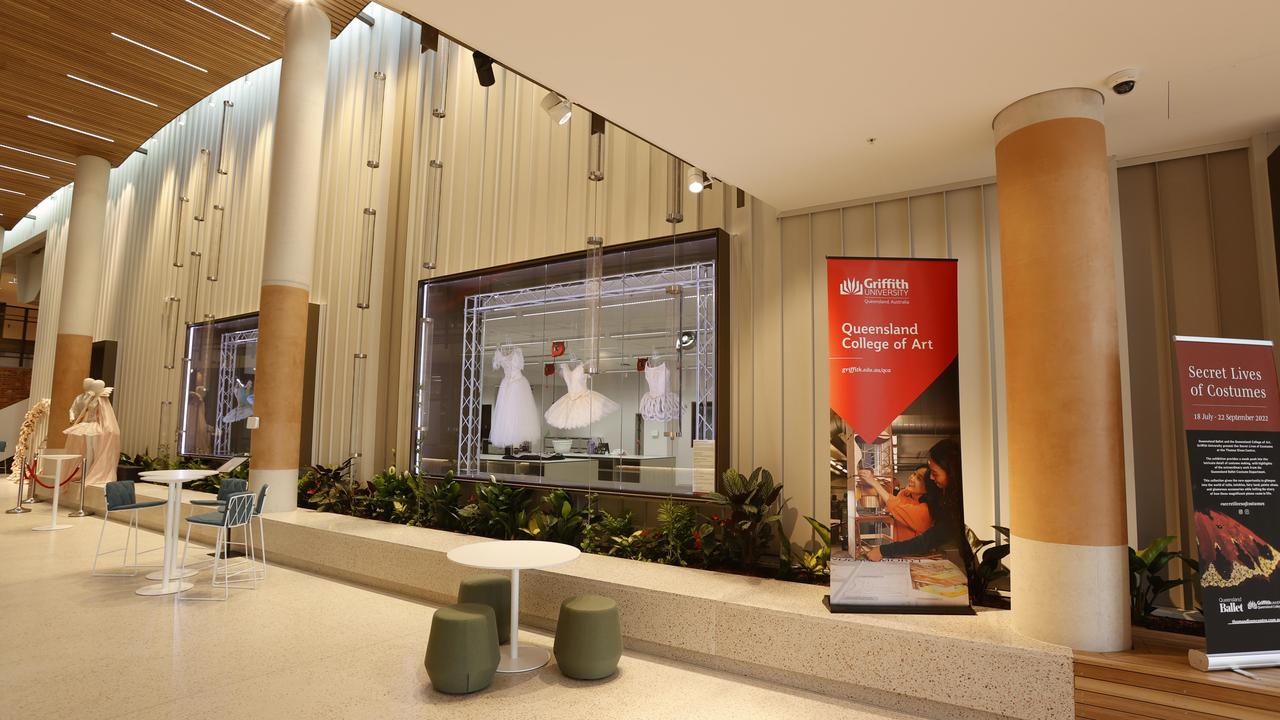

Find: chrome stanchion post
23;446;43;505
7;457;30;514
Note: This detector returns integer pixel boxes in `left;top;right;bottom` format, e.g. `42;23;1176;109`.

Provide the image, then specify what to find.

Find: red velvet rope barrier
29;461;80;489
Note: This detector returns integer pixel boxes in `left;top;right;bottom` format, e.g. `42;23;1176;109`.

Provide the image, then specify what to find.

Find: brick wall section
0;367;32;410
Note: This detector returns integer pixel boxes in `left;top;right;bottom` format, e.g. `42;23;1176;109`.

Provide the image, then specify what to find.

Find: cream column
993;88;1130;652
48;155;111;441
248;1;329;512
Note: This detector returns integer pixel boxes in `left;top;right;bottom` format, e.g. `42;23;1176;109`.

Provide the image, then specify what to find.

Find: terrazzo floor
0;481;924;720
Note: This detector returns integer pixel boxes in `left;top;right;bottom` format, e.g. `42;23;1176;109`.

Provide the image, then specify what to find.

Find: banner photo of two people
825;257;974;614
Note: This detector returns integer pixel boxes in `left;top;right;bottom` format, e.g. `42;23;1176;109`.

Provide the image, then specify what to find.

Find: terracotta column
48;155;111;441
993;88;1130;652
248;0;330;512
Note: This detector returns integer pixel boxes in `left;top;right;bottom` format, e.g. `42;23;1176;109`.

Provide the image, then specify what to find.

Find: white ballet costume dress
489;347;543;447
544;362;620;430
639;362;680;422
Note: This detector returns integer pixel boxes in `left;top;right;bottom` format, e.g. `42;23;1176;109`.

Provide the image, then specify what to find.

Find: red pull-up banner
826;258;958;443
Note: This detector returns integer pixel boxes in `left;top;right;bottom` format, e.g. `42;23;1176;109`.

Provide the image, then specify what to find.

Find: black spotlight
472;51;496;87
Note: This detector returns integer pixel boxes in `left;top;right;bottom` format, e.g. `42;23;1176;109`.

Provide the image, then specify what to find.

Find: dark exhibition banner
1175;336;1280;671
825;257;972;614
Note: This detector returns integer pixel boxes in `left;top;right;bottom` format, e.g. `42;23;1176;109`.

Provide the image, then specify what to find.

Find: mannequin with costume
63;378;121;486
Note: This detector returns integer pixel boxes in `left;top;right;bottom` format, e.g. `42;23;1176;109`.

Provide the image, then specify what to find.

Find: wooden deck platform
1074;628;1280;719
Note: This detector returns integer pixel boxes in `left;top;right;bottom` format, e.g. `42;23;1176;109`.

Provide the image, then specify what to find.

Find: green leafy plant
526;489;589;546
459;477;533;540
301;457;372;516
368;464;425;525
797;516;832;579
704;467;783;569
652;499;698;566
420;472;463;531
966;525;1011;606
581;508;635;555
1130;535;1199;624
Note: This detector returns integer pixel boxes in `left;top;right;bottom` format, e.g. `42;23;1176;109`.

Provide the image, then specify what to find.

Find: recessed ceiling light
0;188;27;196
184;0;271;40
0;164;50;179
67;74;159;108
111;32;208;73
0;143;75;166
27;115;115;143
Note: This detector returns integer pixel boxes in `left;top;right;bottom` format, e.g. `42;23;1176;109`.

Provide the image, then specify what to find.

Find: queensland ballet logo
839;277;909;298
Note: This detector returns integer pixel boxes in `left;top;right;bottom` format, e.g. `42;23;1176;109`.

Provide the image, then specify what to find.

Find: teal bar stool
425;603;500;694
553;594;622;680
457;574;512;644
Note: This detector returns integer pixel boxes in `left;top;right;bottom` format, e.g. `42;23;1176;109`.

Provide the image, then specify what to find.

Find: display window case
412;230;728;496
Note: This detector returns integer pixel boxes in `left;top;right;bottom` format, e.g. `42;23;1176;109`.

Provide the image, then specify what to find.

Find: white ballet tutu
222;407;253;424
544;390;620;430
640;392;680;422
491;374;543;447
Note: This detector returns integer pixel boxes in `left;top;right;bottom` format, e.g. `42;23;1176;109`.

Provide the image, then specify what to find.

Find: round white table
446;540;580;672
135;469;219;596
32;453;81;532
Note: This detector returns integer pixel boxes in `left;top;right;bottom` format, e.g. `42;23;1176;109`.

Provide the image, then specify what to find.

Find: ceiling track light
472;51;496;87
687;168;711;194
540;92;572;125
67;74;159;107
0;143;74;166
27;115;115;143
111;32;208;73
0;163;50;179
184;0;271;40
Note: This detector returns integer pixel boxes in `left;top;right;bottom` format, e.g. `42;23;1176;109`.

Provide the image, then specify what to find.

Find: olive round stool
553;594;622;680
424;603;500;694
457;573;512;644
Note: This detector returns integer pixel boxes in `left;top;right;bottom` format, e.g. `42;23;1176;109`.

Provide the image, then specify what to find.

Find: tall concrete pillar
49;155;111;440
248;1;330;512
993;88;1130;652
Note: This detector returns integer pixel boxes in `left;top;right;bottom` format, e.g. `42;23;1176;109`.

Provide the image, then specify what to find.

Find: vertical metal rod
165;296;182;369
215;101;235;176
206;205;225;281
666;156;684;225
367;72;387;168
173;197;189;267
357;209;377;308
194;148;210;222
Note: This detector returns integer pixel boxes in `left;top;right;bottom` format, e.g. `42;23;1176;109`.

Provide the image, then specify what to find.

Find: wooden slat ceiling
0;0;370;230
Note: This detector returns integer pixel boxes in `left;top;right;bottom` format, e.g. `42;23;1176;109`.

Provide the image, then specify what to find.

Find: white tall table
135;469;219;596
446;540;580;672
32;453;80;532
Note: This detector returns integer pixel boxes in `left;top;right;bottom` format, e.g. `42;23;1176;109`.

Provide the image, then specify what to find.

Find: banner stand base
823;595;976;616
1188;649;1280;673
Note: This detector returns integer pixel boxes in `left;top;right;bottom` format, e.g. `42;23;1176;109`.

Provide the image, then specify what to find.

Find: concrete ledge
83;484;1074;720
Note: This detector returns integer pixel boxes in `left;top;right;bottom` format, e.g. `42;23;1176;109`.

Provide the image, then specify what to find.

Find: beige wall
1118;146;1277;556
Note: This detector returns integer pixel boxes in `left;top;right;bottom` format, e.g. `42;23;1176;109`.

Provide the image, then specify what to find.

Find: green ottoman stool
458;573;512;644
424;603;500;694
553;594;622;680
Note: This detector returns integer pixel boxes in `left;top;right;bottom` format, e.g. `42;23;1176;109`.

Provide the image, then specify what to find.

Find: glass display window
180;313;259;458
412;230;728;497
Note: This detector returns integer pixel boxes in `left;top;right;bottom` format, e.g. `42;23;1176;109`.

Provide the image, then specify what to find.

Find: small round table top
39;453;82;462
446;540;581;571
138;469;220;484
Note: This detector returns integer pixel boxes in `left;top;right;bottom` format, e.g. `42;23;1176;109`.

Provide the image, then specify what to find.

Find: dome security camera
1106;68;1140;95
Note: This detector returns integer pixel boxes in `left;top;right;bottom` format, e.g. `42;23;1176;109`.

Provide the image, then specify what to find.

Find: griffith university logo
839;277;909;297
